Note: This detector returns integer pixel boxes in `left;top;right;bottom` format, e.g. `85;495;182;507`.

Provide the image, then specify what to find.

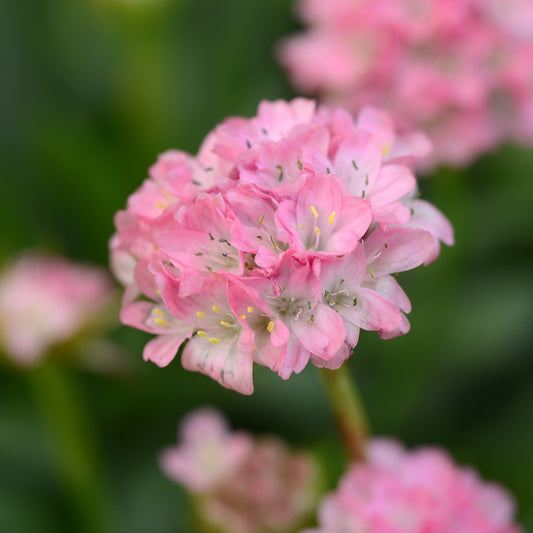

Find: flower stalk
28;362;114;533
319;363;369;462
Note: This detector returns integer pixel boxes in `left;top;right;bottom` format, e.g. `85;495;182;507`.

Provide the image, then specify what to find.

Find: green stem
28;363;114;533
319;363;369;462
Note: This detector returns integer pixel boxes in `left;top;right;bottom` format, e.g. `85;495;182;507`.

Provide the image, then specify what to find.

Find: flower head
111;98;452;394
279;0;533;169
305;439;523;533
0;255;112;365
160;407;320;533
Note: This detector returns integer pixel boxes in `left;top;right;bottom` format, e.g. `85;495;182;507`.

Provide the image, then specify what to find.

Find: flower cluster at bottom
160;408;321;533
305;440;523;533
161;409;523;533
112;98;453;394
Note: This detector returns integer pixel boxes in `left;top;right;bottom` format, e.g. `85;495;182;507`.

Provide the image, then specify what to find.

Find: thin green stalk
28;362;114;533
319;363;369;462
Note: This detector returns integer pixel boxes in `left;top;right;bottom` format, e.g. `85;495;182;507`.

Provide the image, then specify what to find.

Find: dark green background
1;0;532;531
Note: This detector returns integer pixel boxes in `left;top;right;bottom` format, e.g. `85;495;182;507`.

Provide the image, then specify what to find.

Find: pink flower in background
111;98;453;394
279;0;533;170
305;439;523;533
160;407;320;533
160;407;252;492
0;255;112;365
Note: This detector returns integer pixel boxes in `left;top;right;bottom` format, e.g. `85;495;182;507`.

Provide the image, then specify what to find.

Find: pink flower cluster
160;408;319;533
305;439;523;533
279;0;533;169
0;255;112;365
111;98;453;394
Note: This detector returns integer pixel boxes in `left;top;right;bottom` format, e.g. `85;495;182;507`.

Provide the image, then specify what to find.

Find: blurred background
0;0;532;531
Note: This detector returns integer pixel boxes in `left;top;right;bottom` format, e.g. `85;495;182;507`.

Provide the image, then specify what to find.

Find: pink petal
291;303;345;359
364;227;435;278
407;199;455;264
143;335;184;367
333;132;382;197
370;164;416;206
182;336;254;395
379;315;411;340
356;107;395;150
120;301;154;332
372;202;412;225
311;343;352;370
364;275;412;313
277;336;310;379
346;287;403;332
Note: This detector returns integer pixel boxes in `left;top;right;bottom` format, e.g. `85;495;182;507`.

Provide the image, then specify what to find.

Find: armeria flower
258;255;346;379
120;296;194;368
279;0;533;169
155;272;257;395
160;407;320;533
276;175;371;259
111;98;452;394
304;439;523;533
0;255;112;365
160;407;252;492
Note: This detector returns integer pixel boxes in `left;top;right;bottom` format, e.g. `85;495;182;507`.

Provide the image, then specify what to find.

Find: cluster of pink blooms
0;255;112;365
279;0;533;169
160;408;319;533
111;98;453;394
305;439;523;533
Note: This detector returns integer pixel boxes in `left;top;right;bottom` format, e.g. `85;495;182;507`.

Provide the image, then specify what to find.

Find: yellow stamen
209;337;222;344
196;311;206;318
220;320;231;328
382;144;391;156
310;205;319;218
267;321;275;333
369;265;375;279
240;314;247;320
328;211;336;225
212;305;221;313
153;308;165;317
247;306;254;313
163;190;173;197
153;317;168;327
197;330;207;338
296;223;305;230
155;201;168;210
258;213;265;224
156;289;161;296
314;227;321;235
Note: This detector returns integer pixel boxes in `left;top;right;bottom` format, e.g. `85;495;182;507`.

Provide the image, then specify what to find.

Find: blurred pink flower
111;98;452;394
160;407;320;533
304;439;523;533
279;0;533;169
0;255;112;365
160;407;252;492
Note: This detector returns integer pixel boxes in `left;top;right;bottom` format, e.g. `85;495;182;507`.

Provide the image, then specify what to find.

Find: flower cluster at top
111;98;453;394
279;0;533;170
160;407;320;533
0;255;112;365
305;439;523;533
